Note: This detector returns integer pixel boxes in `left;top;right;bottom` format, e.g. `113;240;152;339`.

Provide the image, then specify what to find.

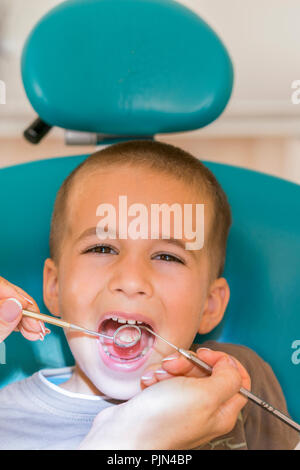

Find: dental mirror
22;309;142;349
112;324;142;348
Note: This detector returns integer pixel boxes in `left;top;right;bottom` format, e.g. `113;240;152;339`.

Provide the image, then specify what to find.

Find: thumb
208;356;243;406
0;298;23;341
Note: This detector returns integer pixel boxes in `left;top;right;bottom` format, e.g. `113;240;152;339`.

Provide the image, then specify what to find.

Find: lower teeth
103;347;150;363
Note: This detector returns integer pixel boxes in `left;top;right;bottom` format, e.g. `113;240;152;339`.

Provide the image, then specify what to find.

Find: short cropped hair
49;140;232;279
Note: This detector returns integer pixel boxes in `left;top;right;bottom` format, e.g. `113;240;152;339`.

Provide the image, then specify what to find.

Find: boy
0;140;298;449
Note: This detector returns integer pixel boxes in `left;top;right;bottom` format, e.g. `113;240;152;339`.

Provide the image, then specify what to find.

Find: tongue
100;319;152;359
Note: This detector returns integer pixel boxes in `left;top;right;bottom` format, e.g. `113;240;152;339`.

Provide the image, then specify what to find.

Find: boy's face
44;164;228;400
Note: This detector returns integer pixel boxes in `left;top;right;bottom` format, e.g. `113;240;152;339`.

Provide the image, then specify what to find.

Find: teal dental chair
0;0;299;426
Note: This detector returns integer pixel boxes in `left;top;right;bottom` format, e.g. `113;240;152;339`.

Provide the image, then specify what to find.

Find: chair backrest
0;157;299;423
21;0;233;135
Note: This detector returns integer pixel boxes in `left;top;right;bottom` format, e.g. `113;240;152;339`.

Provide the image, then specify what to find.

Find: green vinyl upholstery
21;0;233;135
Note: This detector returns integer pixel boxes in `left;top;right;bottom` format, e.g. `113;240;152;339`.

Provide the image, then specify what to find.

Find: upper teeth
111;316;143;325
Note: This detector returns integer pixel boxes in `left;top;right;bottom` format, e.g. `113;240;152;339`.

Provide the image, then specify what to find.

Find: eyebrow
75;226;199;258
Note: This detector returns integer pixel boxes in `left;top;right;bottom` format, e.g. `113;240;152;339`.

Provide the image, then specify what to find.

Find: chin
68;335;149;399
86;354;156;400
92;374;142;400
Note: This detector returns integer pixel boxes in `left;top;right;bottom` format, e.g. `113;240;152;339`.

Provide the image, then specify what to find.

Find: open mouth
98;316;155;371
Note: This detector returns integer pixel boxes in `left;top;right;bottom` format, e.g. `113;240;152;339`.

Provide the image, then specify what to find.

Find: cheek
57;258;104;324
162;274;207;336
159;270;204;309
66;335;103;379
66;334;97;359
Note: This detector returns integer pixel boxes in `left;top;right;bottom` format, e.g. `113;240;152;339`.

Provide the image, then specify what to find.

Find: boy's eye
153;253;184;264
83;244;117;255
82;245;184;263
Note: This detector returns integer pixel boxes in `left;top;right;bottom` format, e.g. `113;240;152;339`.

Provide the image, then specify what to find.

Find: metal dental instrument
140;326;300;433
22;309;141;348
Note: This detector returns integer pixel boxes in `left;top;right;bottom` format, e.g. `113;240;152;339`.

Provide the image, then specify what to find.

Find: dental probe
22;309;141;348
141;326;300;433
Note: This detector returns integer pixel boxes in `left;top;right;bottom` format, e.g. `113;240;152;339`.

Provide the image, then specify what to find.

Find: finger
18;319;45;342
220;390;248;421
211;388;249;437
160;348;227;378
161;348;250;388
17;297;48;339
161;351;209;378
174;355;244;434
0;298;23;342
19;325;45;342
196;349;251;391
140;370;158;389
20;316;44;333
141;364;177;390
206;356;244;406
172;351;250;430
154;368;173;382
140;362;161;387
196;348;234;367
0;277;46;337
0;277;35;309
18;319;50;341
161;353;195;374
18;315;47;340
140;359;175;387
214;353;250;419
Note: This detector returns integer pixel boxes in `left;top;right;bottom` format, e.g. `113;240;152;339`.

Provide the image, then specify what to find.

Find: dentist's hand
0;276;49;342
140;347;249;390
79;349;250;450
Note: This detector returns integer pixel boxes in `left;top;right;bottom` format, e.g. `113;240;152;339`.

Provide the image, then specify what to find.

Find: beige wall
1;0;300;137
1;135;300;185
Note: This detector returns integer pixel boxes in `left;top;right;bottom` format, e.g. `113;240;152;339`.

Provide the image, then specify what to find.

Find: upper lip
98;311;156;332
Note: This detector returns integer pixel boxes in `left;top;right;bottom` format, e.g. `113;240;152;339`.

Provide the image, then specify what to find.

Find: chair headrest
21;0;233;135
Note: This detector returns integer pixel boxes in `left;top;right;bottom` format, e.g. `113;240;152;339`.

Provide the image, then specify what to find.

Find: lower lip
98;339;154;372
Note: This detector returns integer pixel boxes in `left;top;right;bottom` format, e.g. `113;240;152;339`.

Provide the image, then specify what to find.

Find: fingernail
20;295;34;305
196;347;211;352
162;354;179;362
218;356;238;369
39;321;46;335
141;371;154;381
227;356;239;369
45;328;51;335
0;298;22;322
154;369;168;375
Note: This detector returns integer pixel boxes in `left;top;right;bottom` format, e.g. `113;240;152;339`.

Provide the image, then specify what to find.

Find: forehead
71;164;206;203
66;164;212;239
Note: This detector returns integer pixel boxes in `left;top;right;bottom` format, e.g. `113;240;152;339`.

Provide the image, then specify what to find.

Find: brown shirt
190;341;300;450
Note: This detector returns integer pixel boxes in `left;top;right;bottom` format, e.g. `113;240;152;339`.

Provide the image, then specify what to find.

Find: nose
107;255;153;298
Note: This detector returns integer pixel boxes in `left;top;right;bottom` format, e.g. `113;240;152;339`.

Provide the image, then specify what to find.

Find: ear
43;258;60;317
197;277;230;334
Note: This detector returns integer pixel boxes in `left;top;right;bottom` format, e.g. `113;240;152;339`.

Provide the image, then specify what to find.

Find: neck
58;364;106;396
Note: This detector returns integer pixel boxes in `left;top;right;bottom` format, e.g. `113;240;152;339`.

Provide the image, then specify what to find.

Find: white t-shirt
0;367;122;449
